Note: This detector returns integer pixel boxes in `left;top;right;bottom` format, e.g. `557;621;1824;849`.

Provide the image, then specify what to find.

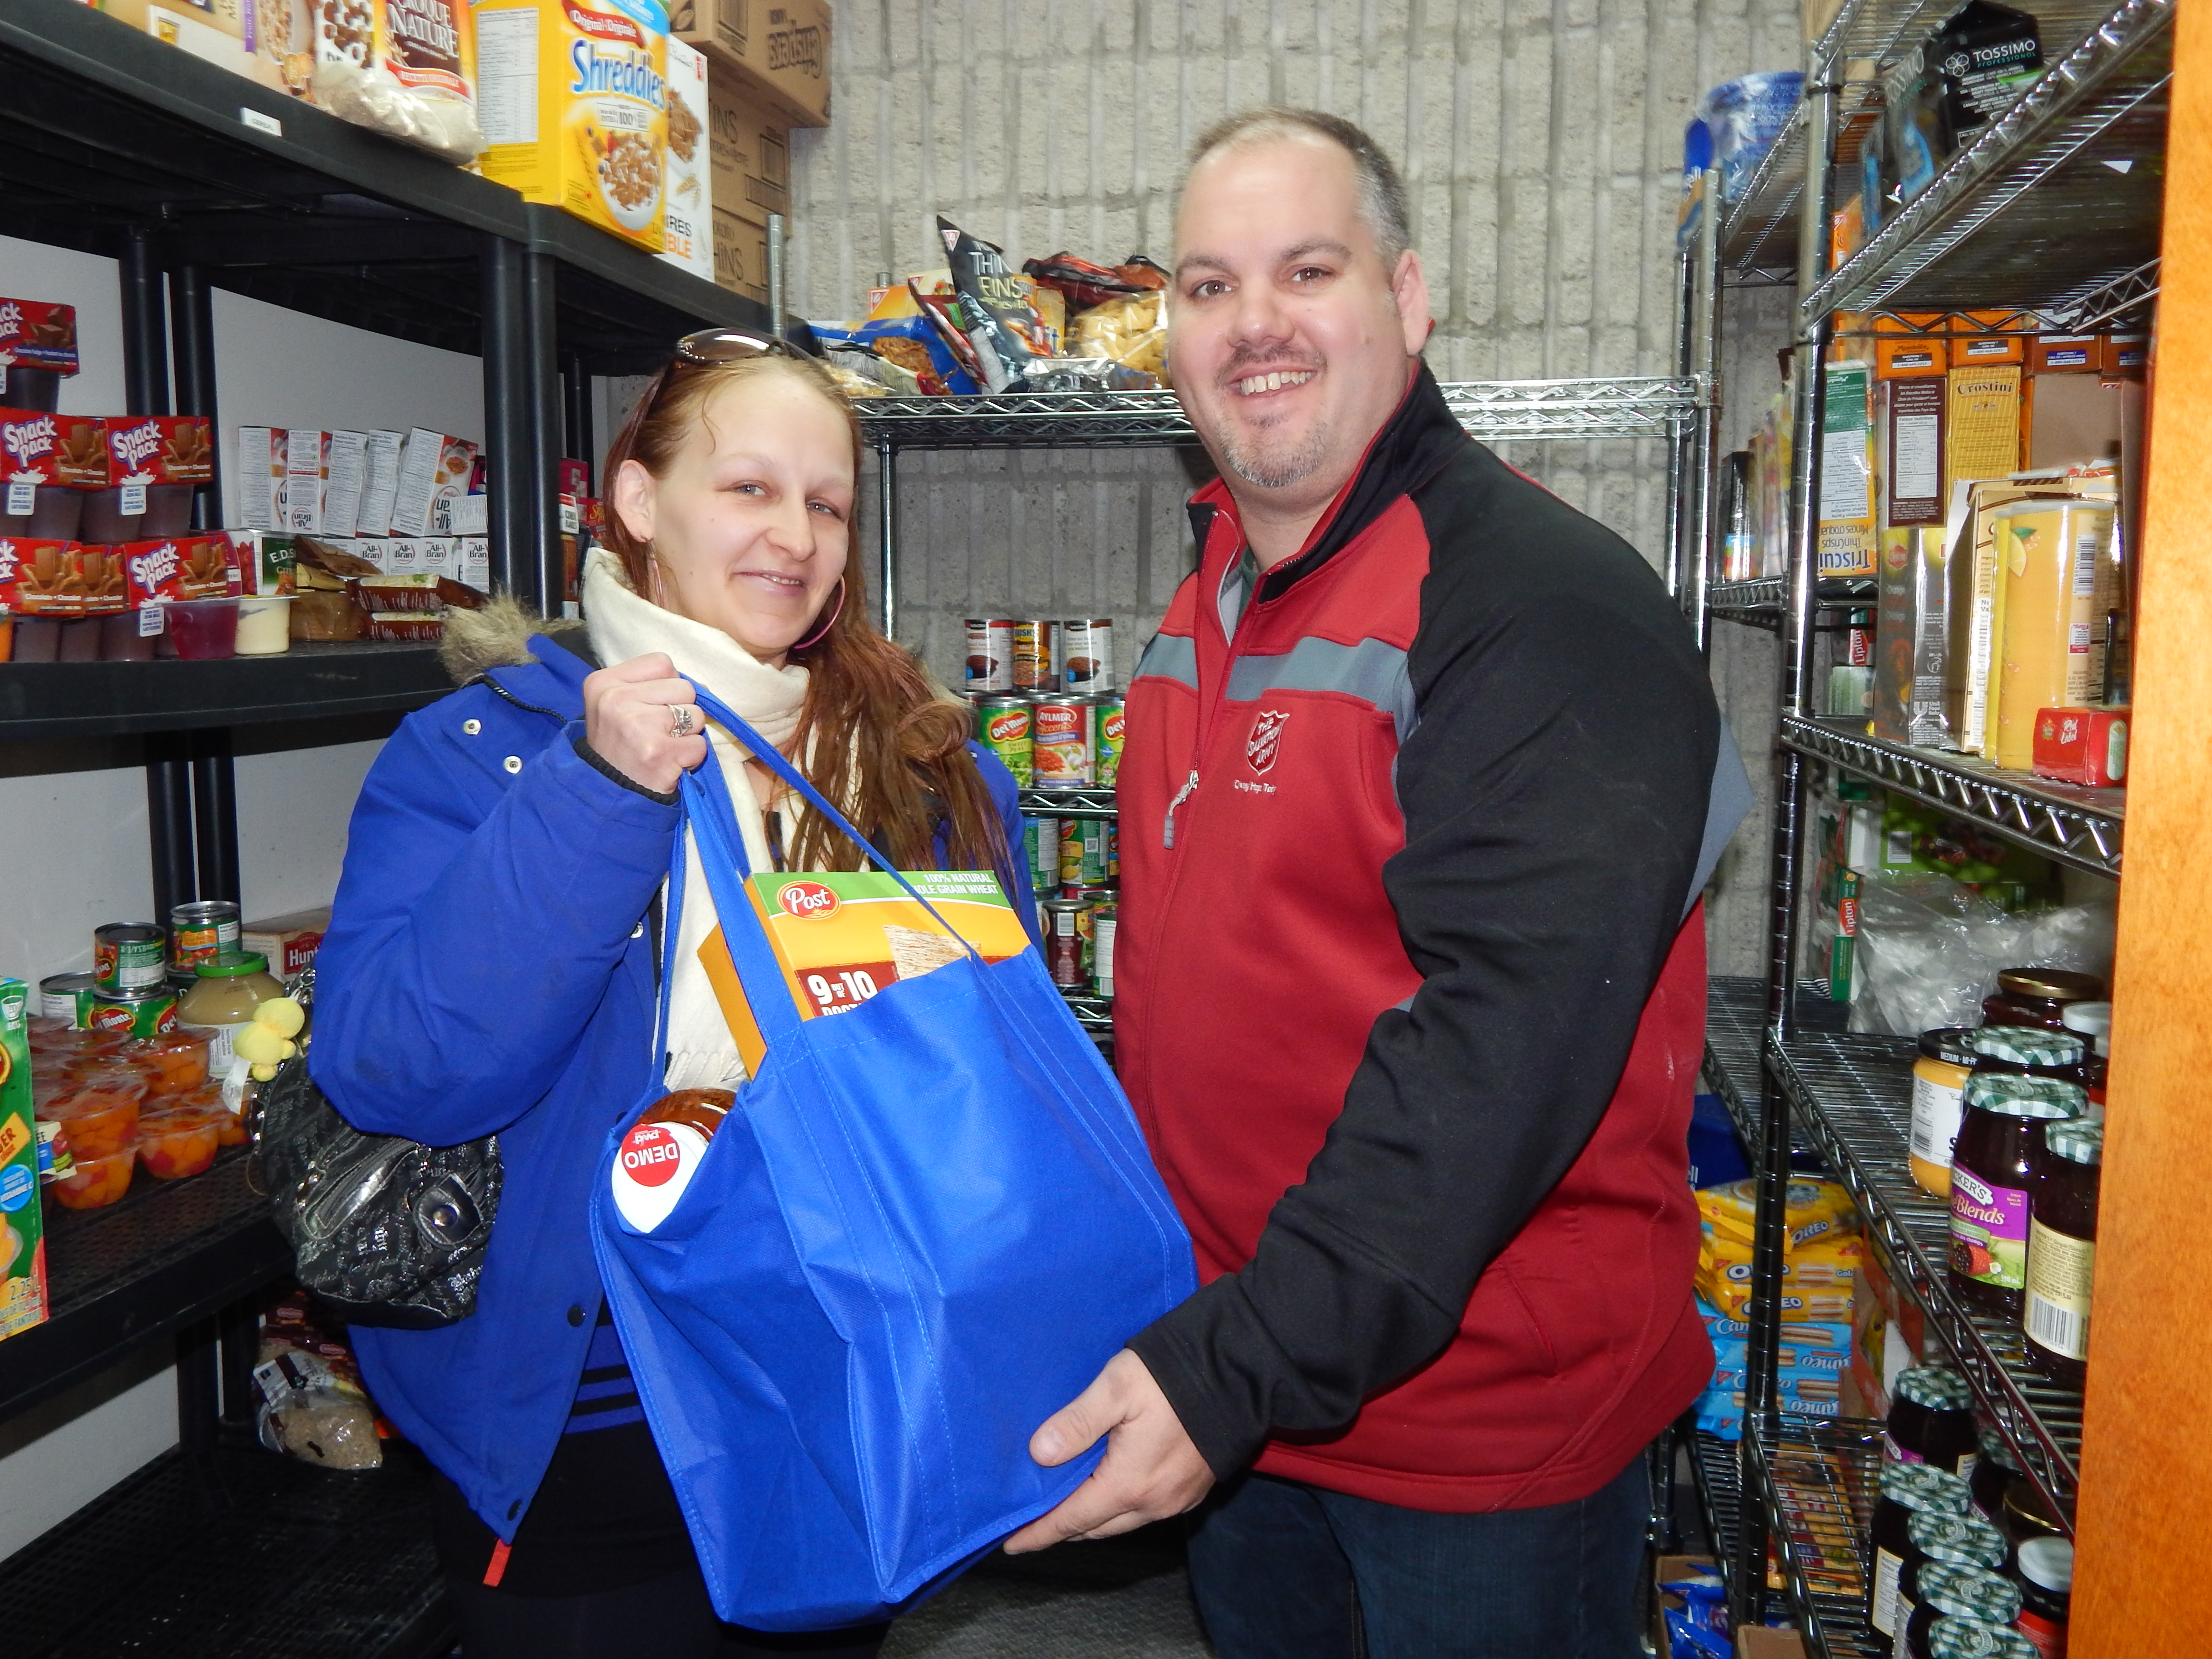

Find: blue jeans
1185;1453;1650;1659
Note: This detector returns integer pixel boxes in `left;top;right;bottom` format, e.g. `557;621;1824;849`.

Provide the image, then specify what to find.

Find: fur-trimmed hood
438;594;588;685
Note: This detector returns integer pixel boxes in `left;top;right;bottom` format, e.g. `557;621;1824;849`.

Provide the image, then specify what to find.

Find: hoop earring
792;579;846;651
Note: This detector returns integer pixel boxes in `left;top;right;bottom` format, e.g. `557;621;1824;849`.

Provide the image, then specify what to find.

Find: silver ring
668;703;697;738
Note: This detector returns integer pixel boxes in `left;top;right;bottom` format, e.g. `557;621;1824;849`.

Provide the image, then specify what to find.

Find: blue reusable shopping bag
590;686;1197;1631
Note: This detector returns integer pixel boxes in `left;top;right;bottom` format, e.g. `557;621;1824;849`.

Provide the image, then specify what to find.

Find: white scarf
583;548;810;1091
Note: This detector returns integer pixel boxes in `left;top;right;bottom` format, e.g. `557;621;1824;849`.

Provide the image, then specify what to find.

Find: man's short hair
1185;108;1413;267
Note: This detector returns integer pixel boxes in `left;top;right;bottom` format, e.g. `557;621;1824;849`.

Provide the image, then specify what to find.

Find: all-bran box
0;978;50;1345
473;0;669;253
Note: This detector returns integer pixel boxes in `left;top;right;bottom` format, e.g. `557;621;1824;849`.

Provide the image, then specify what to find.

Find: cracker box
659;36;713;279
700;869;1031;1074
473;0;669;254
0;978;49;1345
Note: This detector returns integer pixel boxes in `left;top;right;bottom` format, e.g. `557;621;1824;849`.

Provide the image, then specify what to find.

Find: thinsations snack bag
937;217;1048;392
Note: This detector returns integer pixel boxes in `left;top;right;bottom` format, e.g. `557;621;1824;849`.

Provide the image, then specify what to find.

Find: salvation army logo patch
1246;708;1290;775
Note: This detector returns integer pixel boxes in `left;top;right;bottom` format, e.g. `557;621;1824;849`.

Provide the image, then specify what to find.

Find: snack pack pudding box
0;978;50;1344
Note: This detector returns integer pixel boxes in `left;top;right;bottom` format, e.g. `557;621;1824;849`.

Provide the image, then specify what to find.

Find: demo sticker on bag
699;870;1032;1073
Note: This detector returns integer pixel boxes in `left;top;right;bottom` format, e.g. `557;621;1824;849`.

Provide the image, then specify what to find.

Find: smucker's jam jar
1869;1462;1973;1638
1906;1563;2023;1659
1898;1508;2008;1638
1886;1365;1978;1474
1965;1026;2087;1086
2057;1001;2110;1116
1970;1425;2022;1520
1981;968;2104;1032
1949;1076;2086;1316
2023;1119;2102;1384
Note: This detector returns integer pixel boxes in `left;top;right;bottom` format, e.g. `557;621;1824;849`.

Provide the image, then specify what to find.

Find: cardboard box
2028;373;2127;471
389;428;480;537
236;427;287;531
660;37;715;281
1878;376;1944;527
474;0;669;254
241;906;331;981
1849;1231;1924;1421
0;978;50;1344
460;533;489;593
1815;361;1877;577
1739;1628;1810;1659
1944;365;2023;491
708;68;791;229
357;429;405;536
1652;1556;1728;1658
1874;313;1948;379
2032;705;2129;786
673;0;829;126
94;0;293;95
713;209;769;301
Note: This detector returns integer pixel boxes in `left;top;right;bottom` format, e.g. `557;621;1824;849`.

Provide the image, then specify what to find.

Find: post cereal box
473;0;670;254
698;870;1032;1075
0;979;49;1345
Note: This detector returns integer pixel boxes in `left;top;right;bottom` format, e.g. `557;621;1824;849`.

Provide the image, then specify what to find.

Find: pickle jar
2058;1000;2111;1115
1911;1028;1982;1198
1906;1563;2023;1659
175;951;286;1075
2014;1536;2073;1658
1898;1507;2008;1636
1970;1425;2022;1520
1887;1365;1978;1475
1982;968;2105;1032
1965;1025;2087;1086
1869;1461;1974;1638
1948;1076;2087;1317
2023;1119;2103;1384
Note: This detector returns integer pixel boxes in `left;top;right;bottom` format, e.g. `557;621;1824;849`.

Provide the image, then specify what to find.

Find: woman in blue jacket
312;337;1034;1659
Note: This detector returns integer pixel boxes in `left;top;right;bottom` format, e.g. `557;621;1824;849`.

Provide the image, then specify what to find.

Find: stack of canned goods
963;617;1115;698
970;690;1125;793
44;901;244;1036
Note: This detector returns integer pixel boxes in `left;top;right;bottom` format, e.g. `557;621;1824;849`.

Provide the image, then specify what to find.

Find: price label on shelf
6;483;33;515
137;604;165;637
120;484;147;516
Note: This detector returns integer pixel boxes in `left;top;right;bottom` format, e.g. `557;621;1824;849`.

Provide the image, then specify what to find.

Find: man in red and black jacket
1006;109;1750;1655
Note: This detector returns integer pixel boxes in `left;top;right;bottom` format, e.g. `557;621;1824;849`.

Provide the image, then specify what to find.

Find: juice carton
0;978;50;1342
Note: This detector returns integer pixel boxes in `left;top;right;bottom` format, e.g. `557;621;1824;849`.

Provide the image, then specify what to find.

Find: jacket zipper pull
1163;770;1200;849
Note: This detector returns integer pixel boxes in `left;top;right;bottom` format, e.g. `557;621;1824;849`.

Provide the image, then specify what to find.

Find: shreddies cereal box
0;978;49;1345
474;0;669;253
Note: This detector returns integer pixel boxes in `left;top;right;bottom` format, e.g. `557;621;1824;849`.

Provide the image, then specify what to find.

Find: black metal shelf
1744;1414;1887;1659
0;1149;289;1429
1704;976;1824;1161
1687;1425;1744;1585
0;0;763;368
2;1442;451;1659
0;641;455;740
1766;1029;2085;1531
1780;715;2124;877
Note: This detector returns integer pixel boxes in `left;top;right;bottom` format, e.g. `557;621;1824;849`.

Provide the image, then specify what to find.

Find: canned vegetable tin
93;923;166;991
1090;901;1117;999
1093;696;1126;787
1061;618;1114;694
89;985;179;1039
1032;697;1095;789
39;971;99;1027
1025;816;1060;891
976;696;1034;788
1012;620;1059;693
1058;817;1109;889
964;618;1015;693
169;899;241;973
1043;897;1090;990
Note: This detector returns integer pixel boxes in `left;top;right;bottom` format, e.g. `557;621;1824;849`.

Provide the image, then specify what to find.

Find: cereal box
659;36;712;280
237;426;288;530
0;978;49;1345
389;428;480;536
474;0;670;254
699;869;1031;1074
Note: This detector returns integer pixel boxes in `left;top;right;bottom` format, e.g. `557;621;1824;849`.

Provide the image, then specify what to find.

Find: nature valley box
700;869;1031;1073
474;0;669;253
0;978;49;1344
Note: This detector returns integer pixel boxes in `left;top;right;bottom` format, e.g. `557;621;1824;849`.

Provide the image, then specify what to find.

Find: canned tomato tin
1062;619;1114;694
1059;817;1109;889
1025;816;1060;891
1032;697;1095;789
1013;620;1059;693
1093;697;1126;787
93;923;166;991
975;695;1034;787
964;618;1015;693
1089;901;1118;999
1043;897;1090;990
169;899;241;972
89;984;179;1039
39;971;99;1027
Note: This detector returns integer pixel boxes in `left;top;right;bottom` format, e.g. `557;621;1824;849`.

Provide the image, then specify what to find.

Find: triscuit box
473;0;669;253
708;66;790;229
672;0;829;126
1815;360;1876;577
0;978;49;1345
659;36;713;280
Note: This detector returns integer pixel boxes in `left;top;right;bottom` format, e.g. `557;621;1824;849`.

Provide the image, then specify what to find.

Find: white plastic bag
1850;874;2116;1036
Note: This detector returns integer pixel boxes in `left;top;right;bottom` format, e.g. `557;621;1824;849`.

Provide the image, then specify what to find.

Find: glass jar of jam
1899;1508;2009;1636
1907;1564;2024;1659
1887;1365;1979;1474
1912;1029;1982;1198
1870;1461;1974;1638
2057;1001;2110;1117
1949;1076;2087;1316
1970;1425;2022;1520
1965;1026;2087;1086
1982;968;2105;1031
1929;1615;2038;1659
2013;1536;2073;1658
2023;1119;2102;1384
2001;1477;2068;1553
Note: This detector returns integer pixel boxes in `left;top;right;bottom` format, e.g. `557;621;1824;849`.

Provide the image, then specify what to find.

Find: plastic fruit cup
128;1031;211;1095
40;1095;143;1161
138;1107;224;1179
233;594;293;656
171;1082;248;1145
39;1067;148;1120
53;1147;137;1210
163;598;239;661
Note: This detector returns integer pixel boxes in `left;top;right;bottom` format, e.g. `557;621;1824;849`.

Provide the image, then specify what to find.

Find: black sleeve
1126;478;1721;1476
574;734;679;805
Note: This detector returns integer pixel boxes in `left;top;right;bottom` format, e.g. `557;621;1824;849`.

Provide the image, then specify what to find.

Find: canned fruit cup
52;1147;136;1211
127;1031;210;1095
163;597;239;660
37;1093;143;1161
137;1107;225;1180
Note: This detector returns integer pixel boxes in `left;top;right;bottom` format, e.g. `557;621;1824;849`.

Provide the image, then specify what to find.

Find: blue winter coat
311;631;1037;1540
